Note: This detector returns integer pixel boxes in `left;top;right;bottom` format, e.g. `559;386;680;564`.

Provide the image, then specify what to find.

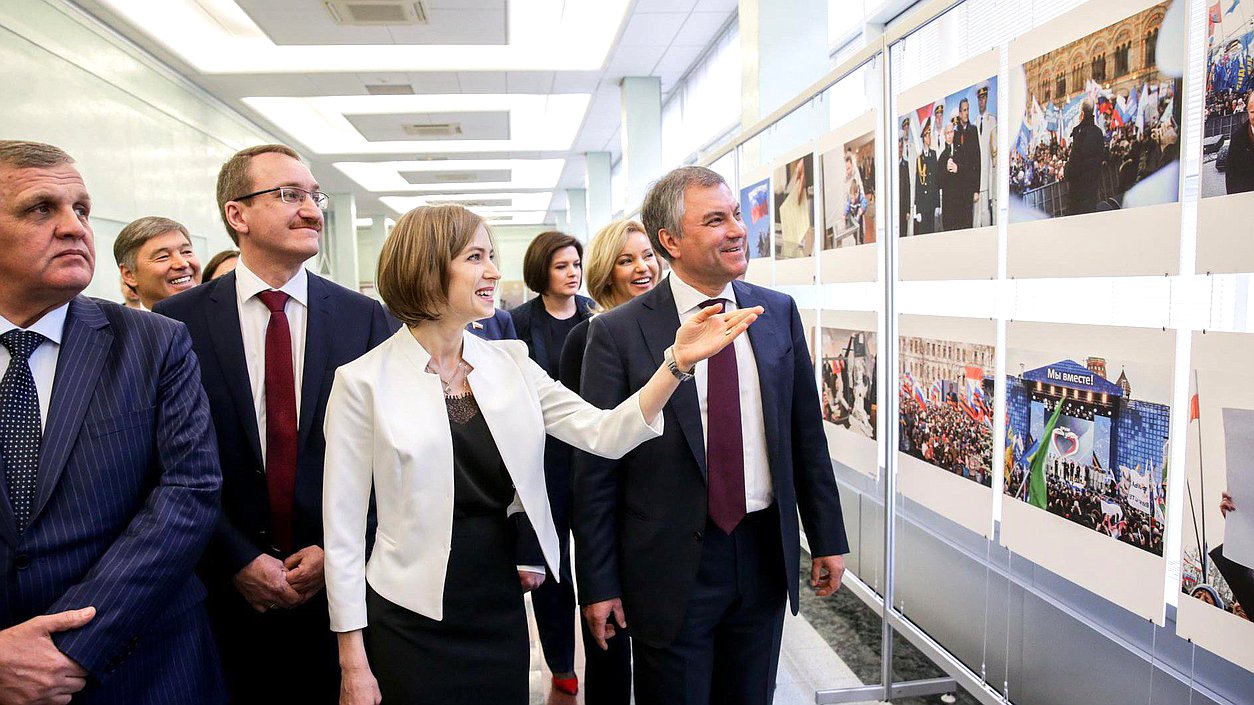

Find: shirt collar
0;301;70;345
667;272;736;317
234;256;309;308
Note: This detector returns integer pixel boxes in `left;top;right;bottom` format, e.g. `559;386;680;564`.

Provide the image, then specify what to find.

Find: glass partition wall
696;0;1253;702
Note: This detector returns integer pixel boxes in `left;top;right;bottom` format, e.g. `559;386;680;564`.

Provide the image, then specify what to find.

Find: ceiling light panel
243;94;590;154
334;159;566;193
96;0;632;73
379;193;554;221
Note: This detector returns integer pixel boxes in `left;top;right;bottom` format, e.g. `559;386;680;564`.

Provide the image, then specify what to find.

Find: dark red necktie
258;290;297;553
702;299;746;534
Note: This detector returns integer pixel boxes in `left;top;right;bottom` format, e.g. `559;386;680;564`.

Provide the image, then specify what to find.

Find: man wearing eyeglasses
154;144;398;705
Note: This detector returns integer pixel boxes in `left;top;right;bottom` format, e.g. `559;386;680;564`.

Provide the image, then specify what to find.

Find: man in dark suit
468;308;516;340
1226;91;1254;195
948;98;982;230
1065;100;1106;216
572;166;848;705
0;140;224;704
155;144;397;704
915;119;940;235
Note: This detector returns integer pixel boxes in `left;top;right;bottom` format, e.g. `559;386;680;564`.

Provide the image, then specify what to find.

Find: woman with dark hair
508;230;594;695
323;205;761;704
202;248;240;281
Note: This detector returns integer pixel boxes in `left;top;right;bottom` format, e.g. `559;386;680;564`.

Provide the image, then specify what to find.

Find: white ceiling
70;0;738;223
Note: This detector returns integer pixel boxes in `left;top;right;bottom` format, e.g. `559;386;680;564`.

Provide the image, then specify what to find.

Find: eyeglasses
232;186;329;210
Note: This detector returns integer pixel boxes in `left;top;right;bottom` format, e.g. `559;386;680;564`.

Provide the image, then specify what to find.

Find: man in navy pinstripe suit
0;141;225;705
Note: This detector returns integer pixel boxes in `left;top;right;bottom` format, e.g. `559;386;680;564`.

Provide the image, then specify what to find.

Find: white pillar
620;76;663;211
585;151;613;232
357;216;388;289
324;193;360;290
566;188;588;240
740;0;829;161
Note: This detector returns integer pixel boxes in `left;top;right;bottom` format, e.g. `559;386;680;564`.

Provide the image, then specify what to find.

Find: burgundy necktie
258;290;297;553
702;299;746;534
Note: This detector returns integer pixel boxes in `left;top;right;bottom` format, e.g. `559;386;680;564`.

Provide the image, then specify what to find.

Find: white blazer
323;328;663;632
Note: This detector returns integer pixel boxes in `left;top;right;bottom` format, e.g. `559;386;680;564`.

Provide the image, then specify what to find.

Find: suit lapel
29;297;112;526
735;281;783;469
207;274;264;468
298;275;332;448
640;280;707;478
529;299;551;370
0;429;14;546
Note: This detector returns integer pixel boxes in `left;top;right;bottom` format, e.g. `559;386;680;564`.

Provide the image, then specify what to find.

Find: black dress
363;393;529;705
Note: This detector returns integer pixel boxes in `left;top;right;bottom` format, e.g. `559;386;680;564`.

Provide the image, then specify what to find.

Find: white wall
0;0;276;302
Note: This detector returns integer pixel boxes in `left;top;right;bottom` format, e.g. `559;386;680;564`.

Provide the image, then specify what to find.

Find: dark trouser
206;582;339;705
581;618;632;705
532;554;578;673
632;506;787;705
533;444;577;674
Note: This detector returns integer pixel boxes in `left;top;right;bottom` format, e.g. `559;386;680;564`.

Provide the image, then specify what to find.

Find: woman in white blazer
324;204;761;705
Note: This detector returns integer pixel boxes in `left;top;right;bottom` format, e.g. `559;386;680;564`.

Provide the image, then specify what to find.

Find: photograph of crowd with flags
820;327;877;439
898;336;994;486
822;131;877;249
1202;0;1254;197
1005;356;1169;556
1180;373;1254;624
739;176;772;259
774;154;816;259
897;76;998;238
1010;2;1182;220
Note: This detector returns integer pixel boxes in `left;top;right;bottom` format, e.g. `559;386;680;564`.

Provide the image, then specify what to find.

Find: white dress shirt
668;274;774;512
0;303;70;433
234;258;308;462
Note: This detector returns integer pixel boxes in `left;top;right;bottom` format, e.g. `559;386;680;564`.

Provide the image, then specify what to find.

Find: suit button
14;554;30;570
692;531;703;541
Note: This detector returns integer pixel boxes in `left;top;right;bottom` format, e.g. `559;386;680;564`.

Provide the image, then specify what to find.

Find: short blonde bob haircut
583;219;646;311
376;204;491;326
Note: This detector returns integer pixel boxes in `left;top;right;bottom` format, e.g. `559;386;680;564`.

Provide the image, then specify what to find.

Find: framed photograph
820;309;879;478
1197;0;1254;274
1007;0;1185;277
1002;321;1173;623
895;52;1000;280
739;167;774;285
897;315;997;536
1177;331;1254;671
818;111;880;283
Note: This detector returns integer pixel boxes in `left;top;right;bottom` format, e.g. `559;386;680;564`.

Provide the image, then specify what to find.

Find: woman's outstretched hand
672;302;764;371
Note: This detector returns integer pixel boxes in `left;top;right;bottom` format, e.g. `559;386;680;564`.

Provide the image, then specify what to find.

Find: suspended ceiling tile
505;72;556;94
633;0;699;12
345;111;511;142
673;11;732;47
604;45;667;78
404;73;464;93
617;12;688;47
457;72;509;93
551;72;603;93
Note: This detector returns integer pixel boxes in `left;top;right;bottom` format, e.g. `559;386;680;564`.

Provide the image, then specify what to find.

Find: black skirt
365;515;528;704
363;394;529;704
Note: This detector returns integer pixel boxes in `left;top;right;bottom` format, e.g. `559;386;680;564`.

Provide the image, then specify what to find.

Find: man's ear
657;227;682;261
224;202;249;239
119;264;139;292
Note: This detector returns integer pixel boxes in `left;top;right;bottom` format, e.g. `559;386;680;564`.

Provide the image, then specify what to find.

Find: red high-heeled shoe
551;674;579;696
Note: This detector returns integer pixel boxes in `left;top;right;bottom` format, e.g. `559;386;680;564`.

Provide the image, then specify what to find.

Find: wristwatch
664;346;695;382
